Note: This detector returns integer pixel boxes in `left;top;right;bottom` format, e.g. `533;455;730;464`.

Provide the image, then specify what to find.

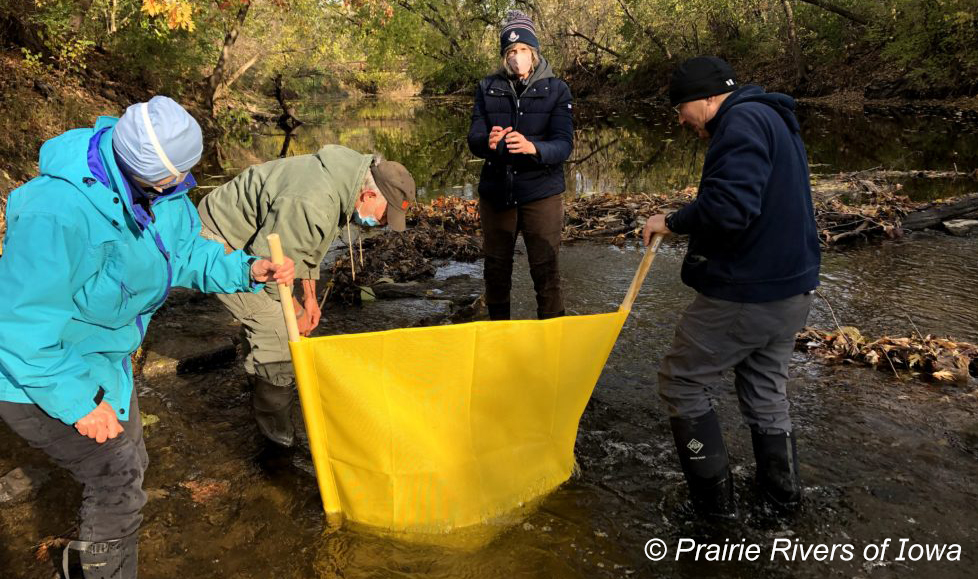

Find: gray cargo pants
201;223;294;387
215;289;294;387
0;387;148;541
658;292;814;435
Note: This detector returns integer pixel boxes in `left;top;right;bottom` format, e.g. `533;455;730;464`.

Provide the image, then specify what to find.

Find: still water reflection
206;97;978;202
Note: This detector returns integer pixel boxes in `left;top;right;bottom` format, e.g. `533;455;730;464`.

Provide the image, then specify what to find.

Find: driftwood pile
327;169;976;304
408;196;480;233
327;222;481;304
811;177;916;244
407;169;977;248
797;326;978;384
563;189;696;246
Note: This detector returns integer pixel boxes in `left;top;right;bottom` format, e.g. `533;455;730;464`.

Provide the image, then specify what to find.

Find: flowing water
2;98;978;579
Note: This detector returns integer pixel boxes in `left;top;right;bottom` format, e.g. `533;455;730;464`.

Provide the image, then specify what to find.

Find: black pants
479;194;564;319
0;388;148;541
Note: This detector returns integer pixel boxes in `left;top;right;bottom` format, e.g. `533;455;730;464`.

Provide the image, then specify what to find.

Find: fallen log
817;169;978;181
900;192;978;230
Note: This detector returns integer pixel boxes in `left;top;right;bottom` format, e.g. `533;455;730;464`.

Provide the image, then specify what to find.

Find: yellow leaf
932;370;956;382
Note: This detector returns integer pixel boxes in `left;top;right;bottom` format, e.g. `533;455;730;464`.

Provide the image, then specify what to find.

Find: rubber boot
751;430;802;513
670;410;738;520
251;376;296;448
62;533;137;579
487;302;511;321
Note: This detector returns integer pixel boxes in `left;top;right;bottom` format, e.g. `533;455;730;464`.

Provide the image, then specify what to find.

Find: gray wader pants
658;292;814;435
0;387;148;541
201;224;294;387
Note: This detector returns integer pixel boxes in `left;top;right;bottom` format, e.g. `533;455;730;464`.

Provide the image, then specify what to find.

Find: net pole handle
267;234;302;343
620;233;665;313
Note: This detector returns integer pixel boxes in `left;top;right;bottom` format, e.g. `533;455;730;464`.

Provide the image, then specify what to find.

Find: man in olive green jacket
198;144;416;447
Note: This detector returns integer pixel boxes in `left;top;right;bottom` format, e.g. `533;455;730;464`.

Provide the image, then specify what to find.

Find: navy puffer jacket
467;58;574;208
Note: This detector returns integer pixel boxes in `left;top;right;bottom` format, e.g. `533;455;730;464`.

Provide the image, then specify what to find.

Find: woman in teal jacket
0;96;293;579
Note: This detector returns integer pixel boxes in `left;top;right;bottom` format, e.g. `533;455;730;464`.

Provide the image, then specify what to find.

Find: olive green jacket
199;145;372;288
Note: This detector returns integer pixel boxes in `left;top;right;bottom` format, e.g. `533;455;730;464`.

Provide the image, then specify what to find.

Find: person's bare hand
251;257;295;285
505;131;537;155
303;294;321;335
643;214;670;246
74;401;124;444
489;126;513;150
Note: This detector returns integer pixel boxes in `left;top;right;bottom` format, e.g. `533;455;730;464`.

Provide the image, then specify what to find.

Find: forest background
0;0;976;190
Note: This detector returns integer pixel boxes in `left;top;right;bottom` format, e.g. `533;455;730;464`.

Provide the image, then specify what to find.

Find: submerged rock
0;467;48;504
944;218;978;236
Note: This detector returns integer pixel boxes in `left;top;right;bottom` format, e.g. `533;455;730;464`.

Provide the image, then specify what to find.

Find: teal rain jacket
0;116;262;425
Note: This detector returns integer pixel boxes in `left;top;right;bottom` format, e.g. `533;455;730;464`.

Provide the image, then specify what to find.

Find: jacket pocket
74;243;141;328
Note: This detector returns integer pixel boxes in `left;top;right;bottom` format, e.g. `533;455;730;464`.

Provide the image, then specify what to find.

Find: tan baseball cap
371;160;417;232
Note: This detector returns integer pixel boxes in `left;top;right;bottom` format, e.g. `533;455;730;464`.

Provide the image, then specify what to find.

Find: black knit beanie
669;56;739;106
500;10;539;55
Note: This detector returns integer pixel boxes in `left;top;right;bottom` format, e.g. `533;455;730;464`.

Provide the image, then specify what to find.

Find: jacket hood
707;85;801;134
36;116;192;233
525;55;555;85
492;55;556;88
37;117;125;226
314;144;374;220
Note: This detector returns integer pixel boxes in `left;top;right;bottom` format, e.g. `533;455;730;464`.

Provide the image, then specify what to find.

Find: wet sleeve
0;213;99;425
171;197;261;293
667;110;772;235
467;83;495;160
534;82;574;166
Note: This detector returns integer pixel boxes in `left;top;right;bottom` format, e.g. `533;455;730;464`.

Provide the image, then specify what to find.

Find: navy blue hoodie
667;85;821;303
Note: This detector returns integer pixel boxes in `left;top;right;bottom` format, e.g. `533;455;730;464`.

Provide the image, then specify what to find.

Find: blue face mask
352;210;379;227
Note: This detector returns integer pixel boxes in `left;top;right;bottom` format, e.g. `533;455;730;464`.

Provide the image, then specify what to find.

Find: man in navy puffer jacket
643;57;820;519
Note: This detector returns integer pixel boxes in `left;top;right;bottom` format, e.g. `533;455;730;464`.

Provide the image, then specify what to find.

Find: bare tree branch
564;28;623;59
616;0;672;59
797;0;868;26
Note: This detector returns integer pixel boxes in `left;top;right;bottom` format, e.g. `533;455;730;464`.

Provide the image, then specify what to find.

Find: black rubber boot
251;376;296;448
487;302;511;321
670;410;738;520
62;533;137;579
751;430;802;513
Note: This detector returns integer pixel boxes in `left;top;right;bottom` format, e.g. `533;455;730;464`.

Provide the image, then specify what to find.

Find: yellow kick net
271;233;663;533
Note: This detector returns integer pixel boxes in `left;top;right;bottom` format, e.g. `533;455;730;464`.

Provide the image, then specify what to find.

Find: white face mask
507;52;533;77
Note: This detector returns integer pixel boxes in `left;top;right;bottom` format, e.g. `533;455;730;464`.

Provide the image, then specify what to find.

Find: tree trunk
109;0;117;34
274;74;302;131
70;0;95;33
211;53;260;105
797;0;868;26
206;0;251;115
780;0;806;87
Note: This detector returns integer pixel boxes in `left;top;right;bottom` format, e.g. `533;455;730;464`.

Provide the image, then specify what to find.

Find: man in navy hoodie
643;57;821;518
